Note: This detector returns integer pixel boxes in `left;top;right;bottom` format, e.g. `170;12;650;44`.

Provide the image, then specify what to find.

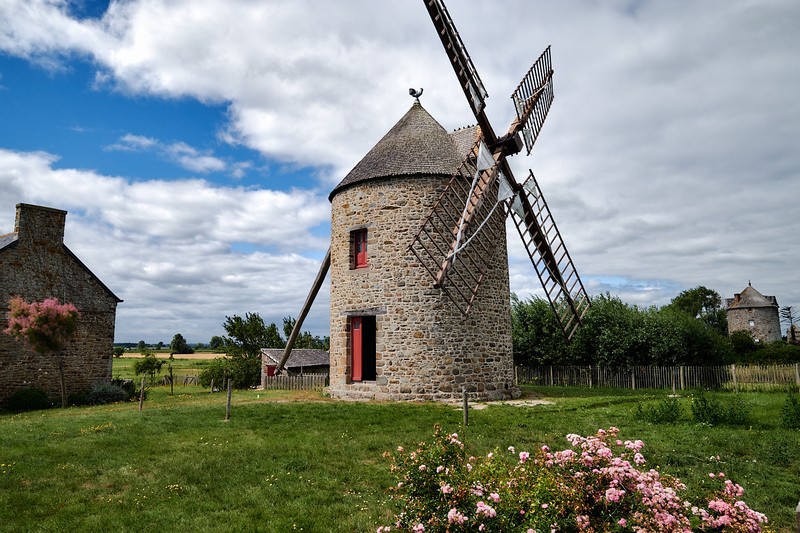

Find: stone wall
0;204;119;405
727;306;782;344
328;176;518;402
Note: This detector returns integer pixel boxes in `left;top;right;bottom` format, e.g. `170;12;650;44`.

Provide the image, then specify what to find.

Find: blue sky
1;0;798;343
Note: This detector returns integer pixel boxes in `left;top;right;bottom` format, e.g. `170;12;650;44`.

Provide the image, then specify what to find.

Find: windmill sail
418;0;590;335
410;141;508;314
510;46;554;155
423;0;489;121
509;171;590;339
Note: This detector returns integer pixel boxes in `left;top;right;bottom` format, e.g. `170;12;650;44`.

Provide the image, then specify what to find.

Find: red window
352;229;368;268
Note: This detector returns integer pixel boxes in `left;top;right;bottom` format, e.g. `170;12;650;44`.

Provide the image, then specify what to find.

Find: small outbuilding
261;348;329;382
725;283;781;344
0;203;122;405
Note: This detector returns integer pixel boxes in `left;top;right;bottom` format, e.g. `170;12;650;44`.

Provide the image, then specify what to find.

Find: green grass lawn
1;383;798;532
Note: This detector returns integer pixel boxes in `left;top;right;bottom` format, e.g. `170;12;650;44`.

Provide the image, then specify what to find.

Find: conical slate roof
329;101;466;201
727;285;778;309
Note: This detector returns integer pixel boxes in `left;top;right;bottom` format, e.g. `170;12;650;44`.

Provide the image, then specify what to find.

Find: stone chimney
14;203;67;245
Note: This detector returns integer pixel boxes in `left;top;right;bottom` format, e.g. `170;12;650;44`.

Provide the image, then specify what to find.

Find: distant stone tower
725;283;781;344
326;101;519;401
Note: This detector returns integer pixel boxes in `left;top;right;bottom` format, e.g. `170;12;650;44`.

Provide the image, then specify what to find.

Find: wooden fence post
549;366;553;386
795;363;800;390
138;376;146;411
680;366;685;391
462;388;469;426
631;369;636;390
731;364;738;393
225;379;232;421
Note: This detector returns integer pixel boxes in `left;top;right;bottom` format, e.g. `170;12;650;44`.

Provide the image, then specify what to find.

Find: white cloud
1;0;799;340
106;134;233;175
0;148;331;342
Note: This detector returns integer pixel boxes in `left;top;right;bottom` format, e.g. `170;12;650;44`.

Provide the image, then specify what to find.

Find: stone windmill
276;0;589;401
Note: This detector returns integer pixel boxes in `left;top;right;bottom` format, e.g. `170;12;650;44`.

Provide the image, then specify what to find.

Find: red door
351;317;362;381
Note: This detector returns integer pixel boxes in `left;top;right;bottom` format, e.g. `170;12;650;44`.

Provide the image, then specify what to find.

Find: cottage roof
0;205;122;303
0;233;17;250
329;101;469;201
726;285;778;309
261;348;330;368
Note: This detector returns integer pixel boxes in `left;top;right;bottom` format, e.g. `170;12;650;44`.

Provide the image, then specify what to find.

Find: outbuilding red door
351;317;362;381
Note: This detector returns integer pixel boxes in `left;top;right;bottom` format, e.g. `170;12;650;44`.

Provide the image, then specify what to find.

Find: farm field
0;382;798;532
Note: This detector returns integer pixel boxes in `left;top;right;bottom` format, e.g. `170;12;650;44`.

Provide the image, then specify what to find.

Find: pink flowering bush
4;296;79;353
380;425;768;532
4;296;80;407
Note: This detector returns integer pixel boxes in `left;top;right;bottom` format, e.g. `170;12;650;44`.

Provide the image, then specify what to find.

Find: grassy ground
0;382;798;532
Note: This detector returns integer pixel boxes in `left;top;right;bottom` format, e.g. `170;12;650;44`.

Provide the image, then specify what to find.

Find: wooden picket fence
516;364;800;392
262;373;329;391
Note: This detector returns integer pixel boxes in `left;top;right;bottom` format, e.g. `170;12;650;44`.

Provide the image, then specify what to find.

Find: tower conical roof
727;284;778;309
329;101;465;201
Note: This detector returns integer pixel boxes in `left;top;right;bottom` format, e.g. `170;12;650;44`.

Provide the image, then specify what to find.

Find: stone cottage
0;203;122;405
326;101;519;402
725;283;781;344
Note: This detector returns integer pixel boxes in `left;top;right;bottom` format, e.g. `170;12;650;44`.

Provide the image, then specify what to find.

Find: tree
282;316;330;350
215;313;284;388
668;286;727;335
136;340;147;352
780;306;798;344
3;297;80;408
133;350;165;385
209;336;224;350
510;295;568;365
113;346;125;358
222;312;284;358
169;333;193;354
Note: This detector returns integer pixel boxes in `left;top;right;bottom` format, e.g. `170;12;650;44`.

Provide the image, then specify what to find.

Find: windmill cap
329;101;477;201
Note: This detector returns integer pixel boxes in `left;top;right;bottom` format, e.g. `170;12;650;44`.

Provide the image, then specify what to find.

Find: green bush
86;383;130;405
6;387;51;412
781;393;800;429
691;393;750;426
198;357;260;389
111;378;138;400
635;396;683;424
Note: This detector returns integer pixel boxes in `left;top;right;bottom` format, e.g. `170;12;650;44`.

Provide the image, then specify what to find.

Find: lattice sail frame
423;0;489;117
508;172;590;340
511;46;554;156
418;0;590;339
409;140;508;315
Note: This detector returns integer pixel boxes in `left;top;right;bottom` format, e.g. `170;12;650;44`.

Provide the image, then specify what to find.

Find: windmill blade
509;171;590;340
410;141;508;315
509;46;554;155
274;247;330;374
423;0;496;142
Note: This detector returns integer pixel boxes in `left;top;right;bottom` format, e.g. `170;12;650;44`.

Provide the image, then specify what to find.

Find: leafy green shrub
111;378;140;400
67;391;89;406
133;352;165;385
86;383;130;405
199;357;260;389
691;393;725;425
691;393;750;426
781;393;800;429
6;387;51;412
725;396;751;425
635;397;683;424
